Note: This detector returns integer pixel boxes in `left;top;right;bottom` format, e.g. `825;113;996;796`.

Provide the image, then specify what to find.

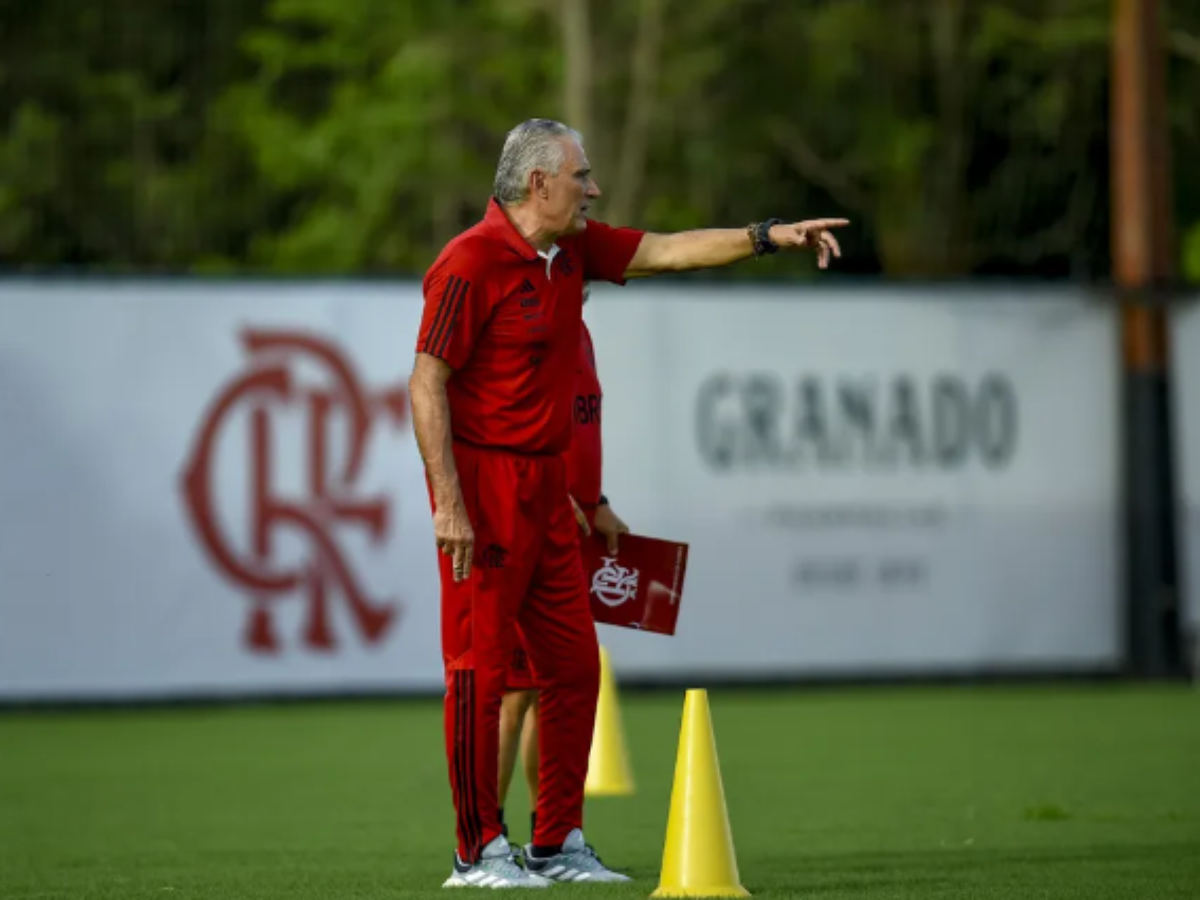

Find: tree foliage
0;0;1197;281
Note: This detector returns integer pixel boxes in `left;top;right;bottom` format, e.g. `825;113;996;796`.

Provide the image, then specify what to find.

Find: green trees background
2;0;1198;280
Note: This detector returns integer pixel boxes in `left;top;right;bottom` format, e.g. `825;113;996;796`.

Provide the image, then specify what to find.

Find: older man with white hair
409;118;847;889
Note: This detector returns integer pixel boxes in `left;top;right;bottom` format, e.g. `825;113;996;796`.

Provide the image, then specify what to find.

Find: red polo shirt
417;199;643;456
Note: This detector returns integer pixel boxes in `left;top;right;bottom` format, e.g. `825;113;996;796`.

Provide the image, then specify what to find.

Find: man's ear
532;169;552;199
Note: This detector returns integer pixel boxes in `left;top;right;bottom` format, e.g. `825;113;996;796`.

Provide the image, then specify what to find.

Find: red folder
581;531;688;636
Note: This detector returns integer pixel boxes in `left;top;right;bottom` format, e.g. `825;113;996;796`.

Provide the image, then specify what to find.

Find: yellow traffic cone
585;646;635;796
651;689;750;898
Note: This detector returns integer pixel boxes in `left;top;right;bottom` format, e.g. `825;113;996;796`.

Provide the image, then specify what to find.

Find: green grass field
2;684;1198;899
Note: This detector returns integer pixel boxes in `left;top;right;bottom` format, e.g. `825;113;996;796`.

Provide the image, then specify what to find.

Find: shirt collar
484;197;555;264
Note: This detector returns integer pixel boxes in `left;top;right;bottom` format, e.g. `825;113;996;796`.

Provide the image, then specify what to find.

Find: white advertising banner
1170;299;1200;641
585;284;1121;678
0;281;442;700
0;281;1121;700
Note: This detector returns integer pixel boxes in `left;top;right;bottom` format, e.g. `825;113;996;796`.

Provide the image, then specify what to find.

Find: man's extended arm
623;218;849;279
409;351;474;581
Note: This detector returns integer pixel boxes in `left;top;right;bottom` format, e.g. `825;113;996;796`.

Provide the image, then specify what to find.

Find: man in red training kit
409;118;846;888
496;282;628;858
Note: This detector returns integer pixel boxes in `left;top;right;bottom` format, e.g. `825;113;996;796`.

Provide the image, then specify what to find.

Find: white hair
493;119;583;205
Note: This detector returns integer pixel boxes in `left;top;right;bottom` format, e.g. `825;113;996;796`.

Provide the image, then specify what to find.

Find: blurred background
0;0;1195;281
2;2;1200;898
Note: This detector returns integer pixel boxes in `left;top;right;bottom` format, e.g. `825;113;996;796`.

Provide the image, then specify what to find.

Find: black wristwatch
598;494;610;506
748;218;784;257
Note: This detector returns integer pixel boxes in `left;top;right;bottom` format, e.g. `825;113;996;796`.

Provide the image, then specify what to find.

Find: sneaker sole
442;873;552;889
533;874;632;884
524;866;632;885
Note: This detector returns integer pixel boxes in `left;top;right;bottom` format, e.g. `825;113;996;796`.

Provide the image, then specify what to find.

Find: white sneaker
443;834;552;889
522;829;631;883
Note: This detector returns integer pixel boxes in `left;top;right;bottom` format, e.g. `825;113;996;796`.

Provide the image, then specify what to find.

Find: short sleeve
578;219;645;285
416;261;490;370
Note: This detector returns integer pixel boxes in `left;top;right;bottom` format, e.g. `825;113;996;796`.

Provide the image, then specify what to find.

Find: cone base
651;885;751;898
584;784;635;797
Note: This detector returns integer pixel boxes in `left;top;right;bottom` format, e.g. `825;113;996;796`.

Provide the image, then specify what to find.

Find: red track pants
432;441;600;863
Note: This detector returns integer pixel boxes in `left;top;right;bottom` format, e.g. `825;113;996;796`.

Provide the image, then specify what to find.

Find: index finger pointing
809;218;850;229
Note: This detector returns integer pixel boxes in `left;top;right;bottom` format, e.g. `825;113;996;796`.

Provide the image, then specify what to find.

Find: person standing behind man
497;282;629;856
409;117;846;889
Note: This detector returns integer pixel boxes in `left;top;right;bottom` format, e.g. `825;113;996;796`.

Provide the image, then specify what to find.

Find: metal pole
1111;0;1183;677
